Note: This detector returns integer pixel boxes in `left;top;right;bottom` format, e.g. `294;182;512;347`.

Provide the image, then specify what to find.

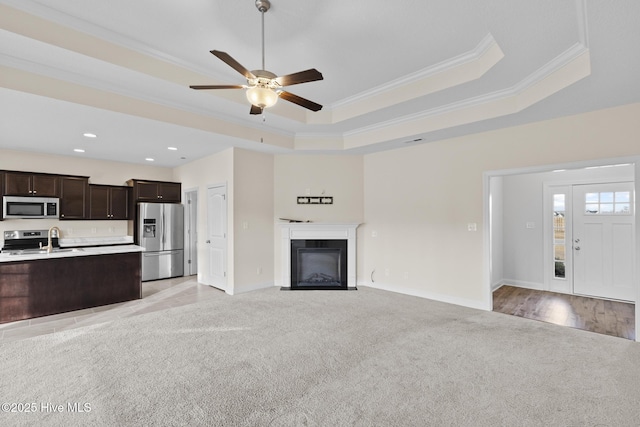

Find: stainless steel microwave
2;196;60;219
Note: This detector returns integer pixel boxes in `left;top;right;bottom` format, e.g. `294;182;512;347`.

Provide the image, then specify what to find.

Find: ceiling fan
189;0;324;115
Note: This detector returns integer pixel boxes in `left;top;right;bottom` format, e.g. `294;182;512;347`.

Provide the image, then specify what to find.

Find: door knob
574;238;580;243
575;246;581;251
206;240;211;243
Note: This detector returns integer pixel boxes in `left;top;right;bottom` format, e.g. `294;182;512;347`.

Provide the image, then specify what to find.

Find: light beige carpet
1;286;639;426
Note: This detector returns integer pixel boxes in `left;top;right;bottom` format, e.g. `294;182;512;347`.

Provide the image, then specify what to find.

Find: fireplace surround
280;222;360;290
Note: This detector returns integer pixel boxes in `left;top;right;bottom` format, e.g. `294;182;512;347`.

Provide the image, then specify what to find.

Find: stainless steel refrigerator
137;203;184;281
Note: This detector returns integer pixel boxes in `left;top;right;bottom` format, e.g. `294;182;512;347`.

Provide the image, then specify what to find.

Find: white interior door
205;185;227;291
572;182;635;301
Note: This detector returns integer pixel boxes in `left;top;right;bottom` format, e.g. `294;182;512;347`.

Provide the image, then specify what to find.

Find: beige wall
273;154;365;286
3;104;639;307
173;148;234;288
0;148;173;241
362;103;640;308
232;149;274;293
0;148;173;185
274;154;364;223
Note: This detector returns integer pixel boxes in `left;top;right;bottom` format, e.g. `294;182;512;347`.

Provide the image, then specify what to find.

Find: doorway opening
485;157;639;341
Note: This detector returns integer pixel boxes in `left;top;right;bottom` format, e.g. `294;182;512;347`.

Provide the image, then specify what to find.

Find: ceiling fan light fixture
246;86;279;108
189;0;323;115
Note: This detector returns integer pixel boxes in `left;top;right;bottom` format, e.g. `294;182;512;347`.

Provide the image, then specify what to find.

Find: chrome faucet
43;226;61;253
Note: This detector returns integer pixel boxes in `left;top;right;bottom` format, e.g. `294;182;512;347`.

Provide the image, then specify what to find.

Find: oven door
2;196;59;219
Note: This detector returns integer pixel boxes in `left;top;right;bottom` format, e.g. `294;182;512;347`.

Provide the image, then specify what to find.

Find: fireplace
291;239;347;290
279;222;360;290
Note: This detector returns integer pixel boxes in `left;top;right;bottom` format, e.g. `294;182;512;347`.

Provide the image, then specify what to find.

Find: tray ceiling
1;0;639;166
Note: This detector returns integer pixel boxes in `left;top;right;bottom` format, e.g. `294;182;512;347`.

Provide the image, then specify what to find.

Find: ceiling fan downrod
255;0;271;70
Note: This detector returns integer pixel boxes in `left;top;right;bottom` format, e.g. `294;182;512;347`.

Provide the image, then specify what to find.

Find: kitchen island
0;245;143;324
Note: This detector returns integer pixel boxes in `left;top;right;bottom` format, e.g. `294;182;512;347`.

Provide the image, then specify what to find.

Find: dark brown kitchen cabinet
59;176;89;220
0;252;141;323
89;185;130;220
128;179;181;203
3;172;59;197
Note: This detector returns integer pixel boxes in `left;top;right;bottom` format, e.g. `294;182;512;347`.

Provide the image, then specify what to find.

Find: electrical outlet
372;230;378;238
257;267;262;275
526;222;535;229
467;223;477;232
403;272;409;279
385;268;390;277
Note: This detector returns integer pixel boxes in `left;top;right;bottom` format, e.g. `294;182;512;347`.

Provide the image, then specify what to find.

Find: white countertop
0;244;144;263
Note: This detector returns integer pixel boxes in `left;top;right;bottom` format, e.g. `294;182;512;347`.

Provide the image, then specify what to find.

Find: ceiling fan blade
275;69;323;87
211;50;256;80
279;91;323;112
189;85;244;90
250;105;263;115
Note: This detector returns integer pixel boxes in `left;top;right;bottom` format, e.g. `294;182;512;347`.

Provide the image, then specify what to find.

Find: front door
572;182;635;301
204;185;227;291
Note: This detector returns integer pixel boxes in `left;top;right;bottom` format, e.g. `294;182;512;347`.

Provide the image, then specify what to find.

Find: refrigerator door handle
143;251;182;257
161;205;166;248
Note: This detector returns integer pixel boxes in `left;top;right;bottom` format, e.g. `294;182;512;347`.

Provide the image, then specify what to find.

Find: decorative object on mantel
279;218;311;223
297;196;333;205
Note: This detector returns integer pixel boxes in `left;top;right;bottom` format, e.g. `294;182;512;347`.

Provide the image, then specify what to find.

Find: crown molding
0;52;295;138
331;33;500;110
307;34;504;124
342;43;590;142
0;0;226;82
576;0;589;47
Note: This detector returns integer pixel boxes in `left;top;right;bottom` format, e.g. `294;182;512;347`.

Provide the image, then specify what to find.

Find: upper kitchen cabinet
128;179;181;203
59;176;89;220
89;185;130;220
3;172;59;197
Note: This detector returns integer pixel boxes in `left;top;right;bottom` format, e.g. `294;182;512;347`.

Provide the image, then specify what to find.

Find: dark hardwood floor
493;285;635;340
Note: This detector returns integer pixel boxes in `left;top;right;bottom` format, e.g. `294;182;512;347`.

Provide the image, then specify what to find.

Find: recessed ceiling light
83;133;97;138
168;147;178;151
74;148;85;153
145;158;155;162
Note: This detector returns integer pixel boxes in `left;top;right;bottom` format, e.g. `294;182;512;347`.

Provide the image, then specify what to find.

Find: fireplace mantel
280;222;360;289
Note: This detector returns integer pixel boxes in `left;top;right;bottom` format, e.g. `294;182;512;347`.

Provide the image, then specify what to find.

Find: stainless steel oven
2;196;59;219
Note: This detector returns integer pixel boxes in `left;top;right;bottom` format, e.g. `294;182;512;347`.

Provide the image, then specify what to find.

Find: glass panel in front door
553;193;566;279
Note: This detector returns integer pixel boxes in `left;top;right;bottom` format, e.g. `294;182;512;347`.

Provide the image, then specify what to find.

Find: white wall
0;148;173;244
362;103;640;309
501;164;634;290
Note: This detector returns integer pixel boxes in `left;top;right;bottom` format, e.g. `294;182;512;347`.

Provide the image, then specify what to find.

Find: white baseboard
227;280;274;296
359;281;490;311
500;279;544;290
